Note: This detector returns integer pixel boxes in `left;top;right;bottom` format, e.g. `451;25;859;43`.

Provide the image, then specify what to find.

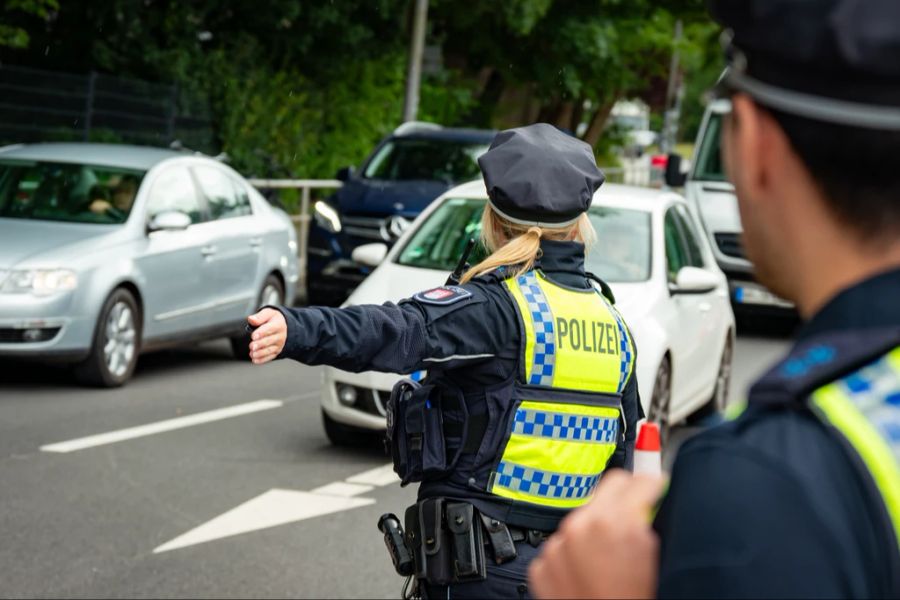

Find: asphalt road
0;322;793;599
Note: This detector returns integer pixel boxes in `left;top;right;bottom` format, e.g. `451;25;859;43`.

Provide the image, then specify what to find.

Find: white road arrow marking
153;489;374;553
153;463;398;554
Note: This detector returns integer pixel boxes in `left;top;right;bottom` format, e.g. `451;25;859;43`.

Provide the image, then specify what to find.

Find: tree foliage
1;0;716;178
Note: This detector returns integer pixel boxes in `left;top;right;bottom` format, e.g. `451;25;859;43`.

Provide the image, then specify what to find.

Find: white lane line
40;399;283;454
345;463;398;487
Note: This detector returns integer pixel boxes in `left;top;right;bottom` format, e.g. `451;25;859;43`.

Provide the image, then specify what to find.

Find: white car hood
347;260;649;318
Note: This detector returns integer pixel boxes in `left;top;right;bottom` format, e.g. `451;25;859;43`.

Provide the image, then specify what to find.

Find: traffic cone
633;420;662;476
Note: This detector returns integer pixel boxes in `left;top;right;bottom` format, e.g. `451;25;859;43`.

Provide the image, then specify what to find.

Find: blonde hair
460;205;596;284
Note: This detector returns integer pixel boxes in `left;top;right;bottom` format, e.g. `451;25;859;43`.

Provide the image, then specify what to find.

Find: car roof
395;128;497;143
0;142;184;171
445;179;681;213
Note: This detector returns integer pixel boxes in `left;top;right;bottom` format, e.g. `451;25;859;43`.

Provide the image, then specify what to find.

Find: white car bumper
321;367;401;431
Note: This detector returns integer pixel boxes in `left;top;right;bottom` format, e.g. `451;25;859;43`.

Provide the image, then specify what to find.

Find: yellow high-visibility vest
487;270;636;509
810;346;900;549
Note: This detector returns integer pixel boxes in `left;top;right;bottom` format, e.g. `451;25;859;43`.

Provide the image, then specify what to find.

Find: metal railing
247;179;343;299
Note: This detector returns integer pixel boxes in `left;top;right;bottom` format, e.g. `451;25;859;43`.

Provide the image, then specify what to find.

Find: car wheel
690;334;733;422
74;288;141;388
231;274;285;361
647;356;672;444
322;409;373;446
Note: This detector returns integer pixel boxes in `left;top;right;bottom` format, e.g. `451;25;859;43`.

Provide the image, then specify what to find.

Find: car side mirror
148;210;191;233
664;153;688;188
352;243;388;267
336;166;355;182
670;266;718;294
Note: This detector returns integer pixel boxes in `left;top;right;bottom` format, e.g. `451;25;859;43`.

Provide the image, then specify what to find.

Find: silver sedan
0;143;299;386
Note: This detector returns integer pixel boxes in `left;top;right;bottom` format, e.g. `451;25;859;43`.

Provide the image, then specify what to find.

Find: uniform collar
536;240;586;274
797;267;900;342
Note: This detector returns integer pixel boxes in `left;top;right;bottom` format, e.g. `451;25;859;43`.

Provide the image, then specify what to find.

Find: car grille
0;327;61;343
714;233;746;260
342;215;411;245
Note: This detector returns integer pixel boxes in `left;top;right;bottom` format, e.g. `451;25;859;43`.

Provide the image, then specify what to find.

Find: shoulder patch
414;286;473;305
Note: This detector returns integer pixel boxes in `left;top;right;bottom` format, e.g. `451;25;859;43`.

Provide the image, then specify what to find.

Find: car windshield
0;160;145;224
397;198;652;283
363;138;488;183
692;112;727;182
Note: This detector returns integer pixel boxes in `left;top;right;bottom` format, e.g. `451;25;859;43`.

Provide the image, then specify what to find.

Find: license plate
733;283;793;308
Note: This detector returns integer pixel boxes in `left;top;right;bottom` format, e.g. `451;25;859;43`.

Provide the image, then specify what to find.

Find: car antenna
446;238;476;286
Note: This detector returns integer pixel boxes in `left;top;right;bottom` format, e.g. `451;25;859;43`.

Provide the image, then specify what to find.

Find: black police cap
710;0;900;130
478;123;604;228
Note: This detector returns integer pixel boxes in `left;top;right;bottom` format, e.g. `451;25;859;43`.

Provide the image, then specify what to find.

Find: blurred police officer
529;0;900;598
247;123;642;599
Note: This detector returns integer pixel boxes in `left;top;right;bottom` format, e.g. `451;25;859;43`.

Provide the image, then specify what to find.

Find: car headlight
313;201;342;233
1;269;78;296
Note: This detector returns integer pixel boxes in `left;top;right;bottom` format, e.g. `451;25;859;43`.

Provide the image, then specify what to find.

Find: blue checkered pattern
837;352;900;457
513;407;618;443
494;461;599;500
608;306;633;393
516;272;556;386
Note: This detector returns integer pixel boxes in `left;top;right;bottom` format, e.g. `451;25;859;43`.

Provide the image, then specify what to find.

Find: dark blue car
307;122;496;305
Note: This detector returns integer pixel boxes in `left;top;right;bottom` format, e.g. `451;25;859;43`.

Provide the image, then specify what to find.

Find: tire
690;334;733;422
322;410;373;447
231;274;284;361
74;288;141;388
647;356;672;445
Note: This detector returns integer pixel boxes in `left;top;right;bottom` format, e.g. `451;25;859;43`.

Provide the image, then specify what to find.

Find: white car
318;181;735;444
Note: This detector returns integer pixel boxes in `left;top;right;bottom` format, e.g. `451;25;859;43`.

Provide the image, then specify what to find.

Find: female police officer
247;123;641;599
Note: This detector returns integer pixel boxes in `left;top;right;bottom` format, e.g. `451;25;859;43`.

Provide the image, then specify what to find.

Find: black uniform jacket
276;240;642;530
654;267;900;599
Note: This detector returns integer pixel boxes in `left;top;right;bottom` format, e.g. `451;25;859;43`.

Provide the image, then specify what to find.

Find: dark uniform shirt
654;267;900;599
277;240;642;530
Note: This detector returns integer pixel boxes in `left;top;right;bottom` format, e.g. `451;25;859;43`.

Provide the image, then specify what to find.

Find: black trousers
422;538;542;600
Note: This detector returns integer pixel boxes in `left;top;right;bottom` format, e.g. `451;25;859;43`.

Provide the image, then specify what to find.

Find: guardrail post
298;186;312;301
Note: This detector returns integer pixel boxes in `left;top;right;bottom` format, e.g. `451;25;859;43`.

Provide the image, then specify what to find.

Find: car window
193;165;252;220
692;112;727;182
396;198;488;270
146;166;204;224
363;138;488;183
396;198;651;283
0;160;144;224
673;205;705;268
664;208;690;281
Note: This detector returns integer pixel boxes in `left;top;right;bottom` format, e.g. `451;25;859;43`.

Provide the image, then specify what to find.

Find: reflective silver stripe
154;294;254;321
487;199;585;228
724;51;900;130
423;353;494;363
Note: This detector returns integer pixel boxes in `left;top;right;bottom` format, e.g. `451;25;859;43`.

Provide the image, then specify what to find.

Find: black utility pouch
387;380;453;486
420;498;454;585
446;502;486;581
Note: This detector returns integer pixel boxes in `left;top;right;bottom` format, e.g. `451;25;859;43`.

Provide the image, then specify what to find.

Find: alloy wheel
103;301;136;378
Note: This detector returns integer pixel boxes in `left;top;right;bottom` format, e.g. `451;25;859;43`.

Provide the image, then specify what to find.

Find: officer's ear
725;94;767;200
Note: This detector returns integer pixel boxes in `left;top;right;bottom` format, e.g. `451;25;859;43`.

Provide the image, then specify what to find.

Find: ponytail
460;206;595;284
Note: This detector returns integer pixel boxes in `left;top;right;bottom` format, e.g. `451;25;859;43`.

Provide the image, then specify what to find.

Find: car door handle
249;237;263;248
201;245;218;257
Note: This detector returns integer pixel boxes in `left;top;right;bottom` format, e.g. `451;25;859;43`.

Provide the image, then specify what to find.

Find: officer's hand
528;470;665;599
247;308;287;365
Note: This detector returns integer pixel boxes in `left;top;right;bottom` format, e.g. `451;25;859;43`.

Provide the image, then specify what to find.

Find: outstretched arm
248;283;517;374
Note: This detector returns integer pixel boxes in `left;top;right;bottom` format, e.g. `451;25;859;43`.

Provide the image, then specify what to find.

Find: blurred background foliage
0;0;719;178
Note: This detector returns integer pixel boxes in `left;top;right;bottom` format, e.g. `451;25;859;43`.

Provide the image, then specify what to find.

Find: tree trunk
570;99;585;133
554;101;574;130
581;99;617;148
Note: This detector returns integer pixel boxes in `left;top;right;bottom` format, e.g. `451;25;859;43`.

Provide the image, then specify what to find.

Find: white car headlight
1;269;78;296
313;201;342;233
